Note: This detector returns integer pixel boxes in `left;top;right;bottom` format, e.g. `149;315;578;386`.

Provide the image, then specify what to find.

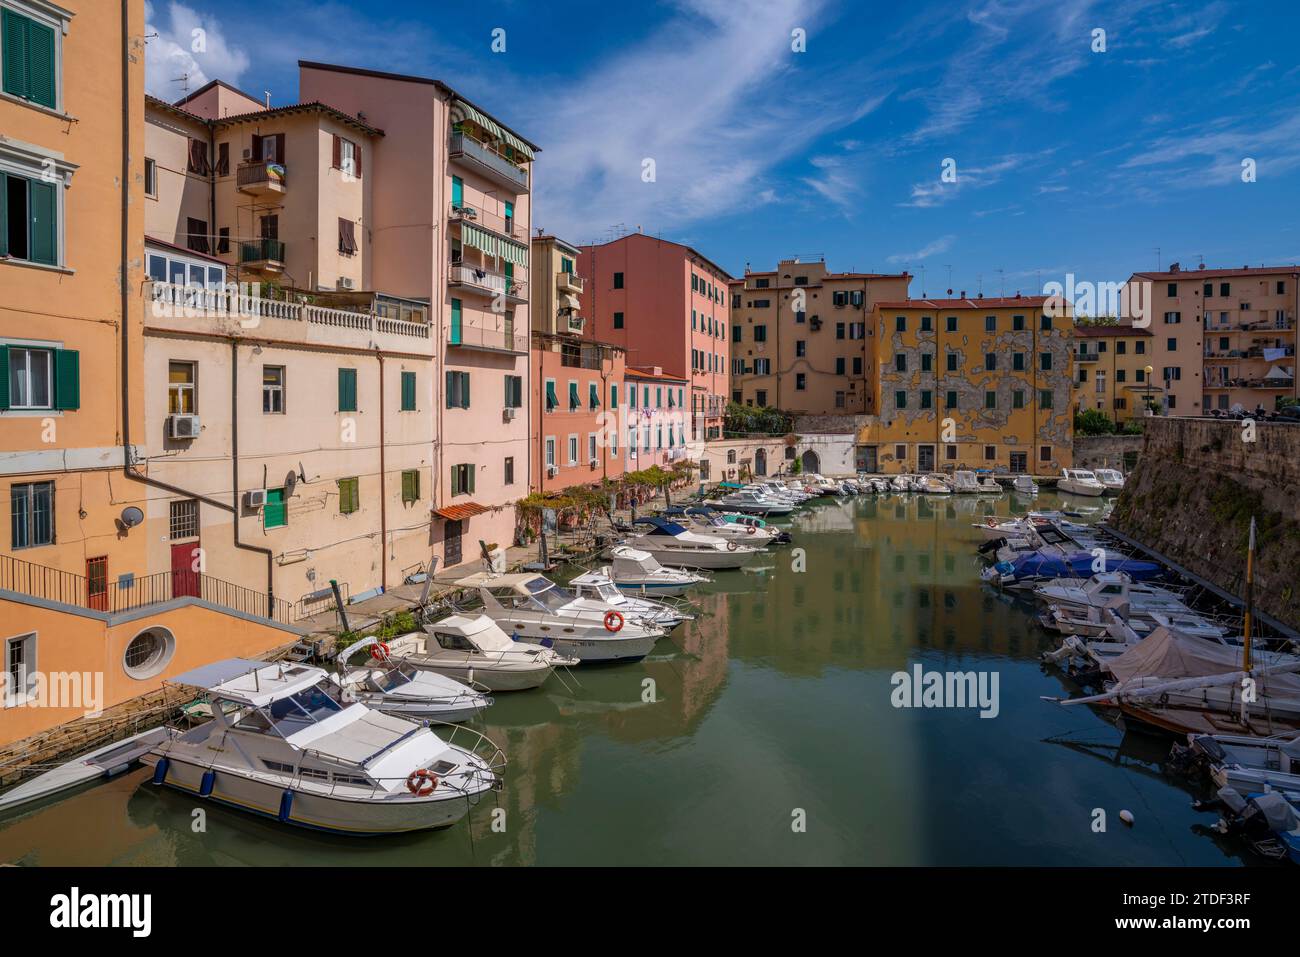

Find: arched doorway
801;449;820;474
754;448;767;476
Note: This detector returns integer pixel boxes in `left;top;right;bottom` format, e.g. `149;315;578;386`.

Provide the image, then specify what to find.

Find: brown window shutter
355;144;362;178
274;134;285;164
332;134;341;169
251;133;263;162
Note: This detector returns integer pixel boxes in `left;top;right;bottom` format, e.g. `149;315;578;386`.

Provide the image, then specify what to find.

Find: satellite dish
120;506;144;528
285;470;298;495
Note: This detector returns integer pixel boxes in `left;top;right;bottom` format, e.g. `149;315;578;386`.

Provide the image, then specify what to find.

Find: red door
171;541;201;598
86;556;108;611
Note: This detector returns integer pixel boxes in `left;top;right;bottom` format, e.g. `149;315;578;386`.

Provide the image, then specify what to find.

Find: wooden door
86;556;108;611
171;541;201;598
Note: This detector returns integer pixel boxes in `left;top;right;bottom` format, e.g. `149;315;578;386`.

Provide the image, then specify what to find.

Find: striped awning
454;99;535;160
461;222;528;266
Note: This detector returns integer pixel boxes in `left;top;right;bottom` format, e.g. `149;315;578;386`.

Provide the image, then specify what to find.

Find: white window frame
0;137;76;269
544;436;555;468
567;434;578;465
3;631;37;708
6;344;53;409
169;360;196;414
0;0;70;115
263;365;285;414
144;156;157;198
588;433;597;462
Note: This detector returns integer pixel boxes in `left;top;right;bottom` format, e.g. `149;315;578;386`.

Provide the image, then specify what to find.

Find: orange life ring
406;769;438;796
370;642;391;663
727;540;739;551
603;610;625;632
746;525;757;535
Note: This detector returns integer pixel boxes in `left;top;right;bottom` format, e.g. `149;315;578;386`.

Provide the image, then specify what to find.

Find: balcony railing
448;322;527;354
149;282;430;340
1077;351;1100;362
449;131;529;192
448;202;525;241
557;272;584;294
236;161;287;193
1;553;292;623
449;262;527;301
239;238;286;266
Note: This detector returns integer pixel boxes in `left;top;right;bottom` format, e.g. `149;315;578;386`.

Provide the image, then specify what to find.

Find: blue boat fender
199;769;216;798
278;788;294;823
151;757;170;785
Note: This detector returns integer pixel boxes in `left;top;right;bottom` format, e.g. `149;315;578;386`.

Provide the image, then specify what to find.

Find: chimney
1169;262;1180;273
959;290;966;298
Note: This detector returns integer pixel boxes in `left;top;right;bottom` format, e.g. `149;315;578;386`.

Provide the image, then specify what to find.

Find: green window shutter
29;179;56;265
589;383;599;409
53;349;79;410
545;381;557;410
264;488;287;528
505;200;514;220
461;372;470;409
467;464;475;495
0;172;7;257
0;345;8;410
450;298;462;344
445;370;454;408
610;384;618;408
451;176;463;207
2;9;29;100
26;17;54;108
338;368;356;411
400;370;416;411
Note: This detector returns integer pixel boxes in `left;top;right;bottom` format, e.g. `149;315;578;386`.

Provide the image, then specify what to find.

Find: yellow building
729;260;910;413
1071;324;1158;421
858;296;1074;475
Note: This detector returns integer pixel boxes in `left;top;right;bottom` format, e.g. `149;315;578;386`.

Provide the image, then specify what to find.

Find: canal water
0;493;1255;866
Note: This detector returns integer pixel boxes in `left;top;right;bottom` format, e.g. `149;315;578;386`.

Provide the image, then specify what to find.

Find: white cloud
899;151;1054;207
144;1;249;100
887;234;955;264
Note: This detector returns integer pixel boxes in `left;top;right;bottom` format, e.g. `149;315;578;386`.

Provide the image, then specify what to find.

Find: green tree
1074;408;1116;435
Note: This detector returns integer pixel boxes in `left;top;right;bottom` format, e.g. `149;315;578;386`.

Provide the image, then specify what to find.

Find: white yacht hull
612;578;699;597
633;544;754;570
142;753;489;835
404;657;555;692
1059;481;1105;497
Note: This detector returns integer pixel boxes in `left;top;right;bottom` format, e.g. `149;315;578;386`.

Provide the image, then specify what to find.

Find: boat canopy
1106;628;1300;697
1251;792;1299;832
427;613;517;652
167;658;328;707
632;517;689;535
1006;551;1162;582
610;546;663;573
717;481;745;490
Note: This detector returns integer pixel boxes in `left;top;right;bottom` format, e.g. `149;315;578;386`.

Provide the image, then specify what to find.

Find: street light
1144;364;1154;415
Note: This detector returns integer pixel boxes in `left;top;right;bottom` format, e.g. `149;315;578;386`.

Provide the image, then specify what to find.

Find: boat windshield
519;578;575;612
374;665;415;692
234;686;342;738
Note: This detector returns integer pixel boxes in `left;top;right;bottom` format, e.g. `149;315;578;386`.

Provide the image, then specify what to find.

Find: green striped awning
454;99;535;160
461;222;528;266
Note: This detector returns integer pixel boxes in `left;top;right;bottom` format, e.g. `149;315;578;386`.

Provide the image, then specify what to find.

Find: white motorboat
1033;572;1190;619
1044;604;1228;643
0;727;169;814
142;658;503;835
1185;733;1300;800
916;474;952;494
454;572;663;663
888;474;912;492
334;637;492;723
400;614;577;691
976;475;1003;494
667;507;783;545
598;545;710;597
1094;468;1126;493
950;470;982;493
1012;474;1039;496
569;570;694;631
717;488;794;516
1058;468;1106;496
626;517;763;570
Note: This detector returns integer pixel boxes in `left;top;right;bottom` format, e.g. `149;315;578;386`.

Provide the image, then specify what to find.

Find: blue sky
145;0;1300;294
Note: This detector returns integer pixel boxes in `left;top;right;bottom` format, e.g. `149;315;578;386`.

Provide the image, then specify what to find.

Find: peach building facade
1071;324;1158;422
578;232;732;443
729;260;911;414
625;368;690;470
1125;264;1298;415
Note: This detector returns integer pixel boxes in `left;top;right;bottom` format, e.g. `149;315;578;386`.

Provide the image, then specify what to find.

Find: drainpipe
377;351;388;591
230;341;277;615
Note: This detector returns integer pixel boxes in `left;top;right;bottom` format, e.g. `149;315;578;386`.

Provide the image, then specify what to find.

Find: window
796;340;806;358
338;218;357;256
569;381;581;411
333;135;361;178
144;158;157;197
836;322;845;339
984;391;997;409
450;464;475;496
613;272;624;289
1166;337;1177;351
1012;390;1024;409
984;353;996;371
1039;352;1052;371
1039;446;1052;463
1277;281;1286;295
169;499;199;539
169;361;196;414
4;345;78;410
216;142;229;177
1166;282;1177;297
895;444;906;459
446;370;470;409
1116;340;1127;355
756;390;766;406
503;457;515;486
835;357;845;375
895;316;906;332
588;433;597;462
984;445;996;461
1164;311;1181;324
1039;389;1053;409
545;437;555;467
613;311;624;329
834;391;846;408
795;373;806;391
946;354;957;372
1;169;58;264
895;390;907;409
946;316;957;332
567;434;579;465
985;316;997;332
2;6;59;109
753;325;767;342
1012;352;1024;371
920;316;932;332
1219;283;1230;297
263;366;285;414
396;469;419;504
337;477;360;514
1116;369;1126;383
1040;314;1053;331
945;390;957;409
10;480;53;548
545;378;558;412
1012;315;1025;331
399;370;417;411
1135;340;1145;355
920;390;932;409
754;277;770;288
895;354;907;372
5;632;35;706
853;357;863;375
504;375;522;408
920;353;932;372
589;382;600;410
337;367;357;412
217;227;230;254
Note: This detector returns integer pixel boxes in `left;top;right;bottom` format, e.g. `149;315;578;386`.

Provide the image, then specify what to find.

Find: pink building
299;61;538;566
624;367;690;470
579;233;732;444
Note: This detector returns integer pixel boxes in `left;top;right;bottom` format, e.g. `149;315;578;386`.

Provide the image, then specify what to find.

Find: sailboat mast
1239;516;1255;724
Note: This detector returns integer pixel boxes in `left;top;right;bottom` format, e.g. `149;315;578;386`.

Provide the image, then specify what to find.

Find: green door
451;176;463;208
264;488;286;529
450;298;462;344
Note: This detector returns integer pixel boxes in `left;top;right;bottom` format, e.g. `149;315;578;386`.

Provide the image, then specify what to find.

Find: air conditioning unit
589;457;599;469
242;148;252;160
546;465;559;477
336;276;355;290
502;407;517;422
167;414;200;439
244;488;267;509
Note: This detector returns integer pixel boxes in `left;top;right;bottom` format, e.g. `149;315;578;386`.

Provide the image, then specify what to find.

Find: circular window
123;627;176;680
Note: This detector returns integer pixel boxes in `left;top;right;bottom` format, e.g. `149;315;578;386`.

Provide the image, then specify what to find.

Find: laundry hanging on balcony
460;222;528;266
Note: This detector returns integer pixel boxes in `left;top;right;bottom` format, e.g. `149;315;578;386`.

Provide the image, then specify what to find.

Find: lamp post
1144;364;1154;415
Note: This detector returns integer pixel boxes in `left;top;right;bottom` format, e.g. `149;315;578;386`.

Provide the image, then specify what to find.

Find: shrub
1074;408;1115;435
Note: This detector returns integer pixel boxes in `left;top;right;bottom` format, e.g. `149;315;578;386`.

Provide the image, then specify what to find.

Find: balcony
1076;351;1100;363
564;314;586;335
557;271;584;295
447;320;527;355
239;238;286;273
236;161;287;196
449;131;529;193
448;203;526;241
449;262;527;303
147;281;431;349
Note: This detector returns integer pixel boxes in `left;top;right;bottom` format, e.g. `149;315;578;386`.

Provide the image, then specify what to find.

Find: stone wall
1109;418;1300;628
793;413;874;434
1074;434;1145;470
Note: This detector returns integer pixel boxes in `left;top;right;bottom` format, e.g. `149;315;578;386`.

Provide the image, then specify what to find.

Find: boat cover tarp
1250;791;1299;832
1004;551;1161;581
1107;628;1300;700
